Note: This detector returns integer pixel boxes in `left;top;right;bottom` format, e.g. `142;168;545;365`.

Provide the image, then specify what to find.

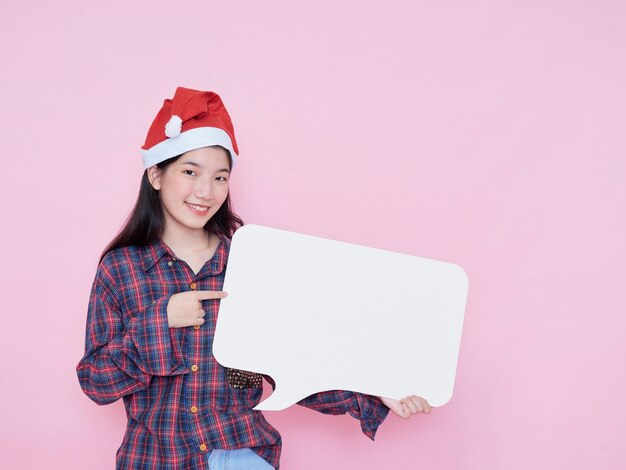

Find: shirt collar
141;239;176;272
141;235;231;273
210;235;230;275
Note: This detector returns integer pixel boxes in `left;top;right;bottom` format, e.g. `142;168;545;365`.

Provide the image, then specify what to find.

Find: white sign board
213;224;468;410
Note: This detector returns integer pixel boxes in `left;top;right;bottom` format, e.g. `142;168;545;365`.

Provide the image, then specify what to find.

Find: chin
180;219;210;231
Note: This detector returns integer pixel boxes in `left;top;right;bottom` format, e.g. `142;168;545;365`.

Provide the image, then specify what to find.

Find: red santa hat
141;87;239;169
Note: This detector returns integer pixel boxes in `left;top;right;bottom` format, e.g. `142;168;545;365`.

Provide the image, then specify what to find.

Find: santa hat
141;87;239;169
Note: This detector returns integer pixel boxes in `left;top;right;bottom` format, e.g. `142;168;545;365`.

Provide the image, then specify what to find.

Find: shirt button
191;365;198;372
167;261;173;266
200;443;207;452
190;282;197;290
193;325;200;330
190;405;198;413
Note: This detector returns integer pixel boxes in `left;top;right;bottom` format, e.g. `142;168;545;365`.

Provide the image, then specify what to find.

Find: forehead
177;147;230;169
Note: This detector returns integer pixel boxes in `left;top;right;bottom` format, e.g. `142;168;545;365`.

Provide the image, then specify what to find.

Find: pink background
1;1;625;468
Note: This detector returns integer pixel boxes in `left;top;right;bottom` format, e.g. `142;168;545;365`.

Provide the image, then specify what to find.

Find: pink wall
1;1;625;468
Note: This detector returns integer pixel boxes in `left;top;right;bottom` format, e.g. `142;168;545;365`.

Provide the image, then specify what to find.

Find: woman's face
148;146;231;236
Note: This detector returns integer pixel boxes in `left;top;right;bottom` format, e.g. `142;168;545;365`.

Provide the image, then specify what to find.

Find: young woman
76;87;431;470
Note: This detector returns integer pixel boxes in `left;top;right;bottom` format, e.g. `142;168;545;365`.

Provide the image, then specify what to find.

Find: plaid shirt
77;236;389;469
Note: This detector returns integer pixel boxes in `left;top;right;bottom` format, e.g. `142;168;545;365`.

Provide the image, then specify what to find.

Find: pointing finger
194;290;228;301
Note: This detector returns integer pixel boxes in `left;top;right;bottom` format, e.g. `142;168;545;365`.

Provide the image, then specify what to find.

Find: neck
161;225;211;255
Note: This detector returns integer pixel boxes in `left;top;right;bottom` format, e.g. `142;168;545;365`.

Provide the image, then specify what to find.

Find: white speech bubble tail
253;387;310;411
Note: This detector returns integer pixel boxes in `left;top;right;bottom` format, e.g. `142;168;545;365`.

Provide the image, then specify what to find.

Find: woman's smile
185;201;210;215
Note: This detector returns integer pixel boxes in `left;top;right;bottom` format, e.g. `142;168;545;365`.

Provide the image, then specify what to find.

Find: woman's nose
194;178;214;199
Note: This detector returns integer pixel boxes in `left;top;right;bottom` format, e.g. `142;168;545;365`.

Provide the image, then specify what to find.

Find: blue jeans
208;448;275;469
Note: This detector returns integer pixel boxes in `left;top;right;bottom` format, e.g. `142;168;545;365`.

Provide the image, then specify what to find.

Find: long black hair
101;147;243;262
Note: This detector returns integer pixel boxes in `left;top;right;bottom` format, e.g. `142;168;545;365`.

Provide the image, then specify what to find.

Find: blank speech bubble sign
213;224;468;411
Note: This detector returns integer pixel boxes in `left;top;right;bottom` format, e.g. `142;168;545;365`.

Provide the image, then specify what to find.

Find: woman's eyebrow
180;160;202;168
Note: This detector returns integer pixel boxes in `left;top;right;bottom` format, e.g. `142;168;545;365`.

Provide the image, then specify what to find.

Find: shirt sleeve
76;264;189;405
297;391;390;440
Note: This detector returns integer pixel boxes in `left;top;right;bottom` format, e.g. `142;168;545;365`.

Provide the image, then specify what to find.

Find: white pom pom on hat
141;87;239;169
164;115;183;138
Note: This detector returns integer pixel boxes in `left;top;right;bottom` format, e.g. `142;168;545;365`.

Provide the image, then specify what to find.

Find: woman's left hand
379;395;432;419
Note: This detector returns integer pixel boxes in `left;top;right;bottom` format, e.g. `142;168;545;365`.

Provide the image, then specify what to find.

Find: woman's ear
147;165;162;190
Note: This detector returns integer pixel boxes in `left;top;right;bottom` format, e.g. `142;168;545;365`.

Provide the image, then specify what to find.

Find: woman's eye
216;176;228;182
183;170;196;176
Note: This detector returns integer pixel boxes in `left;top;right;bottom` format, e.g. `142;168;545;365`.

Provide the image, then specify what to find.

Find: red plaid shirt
77;235;389;469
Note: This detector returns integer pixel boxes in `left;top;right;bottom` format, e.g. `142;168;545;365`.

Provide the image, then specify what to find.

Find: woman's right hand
166;290;228;328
